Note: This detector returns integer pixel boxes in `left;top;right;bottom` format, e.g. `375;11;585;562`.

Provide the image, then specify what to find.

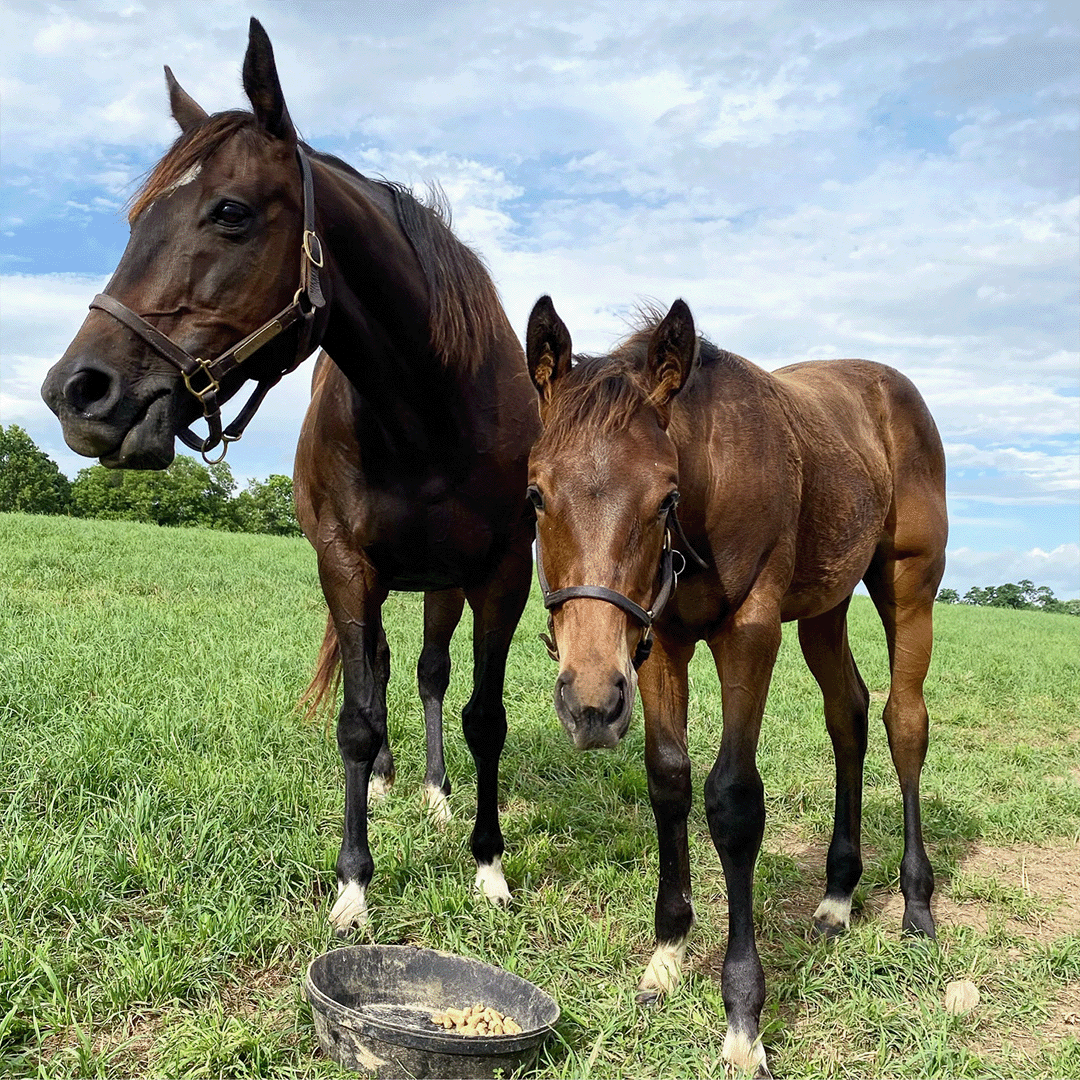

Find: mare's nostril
64;366;116;416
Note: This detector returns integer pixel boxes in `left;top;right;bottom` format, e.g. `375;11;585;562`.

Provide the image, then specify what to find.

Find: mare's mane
128;111;504;373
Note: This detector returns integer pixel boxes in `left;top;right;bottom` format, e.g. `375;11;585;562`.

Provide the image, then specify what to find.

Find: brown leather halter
88;146;326;463
536;499;708;669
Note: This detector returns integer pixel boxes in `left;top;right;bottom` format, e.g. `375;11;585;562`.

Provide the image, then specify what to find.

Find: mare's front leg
418;588;466;824
462;545;532;905
706;595;782;1079
318;543;390;933
635;636;696;1003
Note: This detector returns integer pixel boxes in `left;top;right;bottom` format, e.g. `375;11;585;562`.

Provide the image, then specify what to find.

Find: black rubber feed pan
306;944;559;1079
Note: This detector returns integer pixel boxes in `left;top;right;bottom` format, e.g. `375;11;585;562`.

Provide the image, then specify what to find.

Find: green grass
1;512;1078;1078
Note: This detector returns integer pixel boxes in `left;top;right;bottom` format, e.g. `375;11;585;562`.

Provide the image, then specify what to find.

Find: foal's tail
299;611;341;723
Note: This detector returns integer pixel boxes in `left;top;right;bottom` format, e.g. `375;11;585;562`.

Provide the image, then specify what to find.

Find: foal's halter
536;501;708;670
88;146;326;463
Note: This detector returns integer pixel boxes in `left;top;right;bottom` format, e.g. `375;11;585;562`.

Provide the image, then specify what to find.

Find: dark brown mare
525;297;947;1077
41;20;540;932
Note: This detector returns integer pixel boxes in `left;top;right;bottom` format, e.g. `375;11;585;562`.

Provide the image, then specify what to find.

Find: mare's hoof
812;916;846;939
368;774;393;804
635;988;663;1008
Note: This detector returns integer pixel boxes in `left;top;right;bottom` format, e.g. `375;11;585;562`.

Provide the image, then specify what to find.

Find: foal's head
41;20;311;468
526;297;697;750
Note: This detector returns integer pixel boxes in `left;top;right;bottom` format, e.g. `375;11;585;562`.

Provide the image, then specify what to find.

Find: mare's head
526;296;697;750
41;19;314;468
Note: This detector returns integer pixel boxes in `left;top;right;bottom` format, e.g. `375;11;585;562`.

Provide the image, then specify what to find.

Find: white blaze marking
329;880;368;931
813;895;853;929
723;1027;768;1075
160;163;202;199
638;939;687;995
474;856;511;905
422;784;452;826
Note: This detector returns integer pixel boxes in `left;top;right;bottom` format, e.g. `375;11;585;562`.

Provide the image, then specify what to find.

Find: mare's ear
526;296;573;408
645;299;696;412
165;66;208;134
242;18;295;143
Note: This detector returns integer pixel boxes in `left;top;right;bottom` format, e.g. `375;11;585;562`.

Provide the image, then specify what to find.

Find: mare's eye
526;485;545;512
212;200;252;228
659;490;679;516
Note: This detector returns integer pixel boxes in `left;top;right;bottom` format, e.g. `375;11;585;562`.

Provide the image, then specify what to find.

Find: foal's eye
526;485;545;512
659;490;679;516
212;200;252;228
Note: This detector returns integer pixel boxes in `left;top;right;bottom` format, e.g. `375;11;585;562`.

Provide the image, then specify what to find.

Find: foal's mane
128;111;505;374
539;308;742;451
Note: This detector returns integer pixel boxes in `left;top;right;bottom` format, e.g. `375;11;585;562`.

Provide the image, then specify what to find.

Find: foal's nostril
64;366;116;416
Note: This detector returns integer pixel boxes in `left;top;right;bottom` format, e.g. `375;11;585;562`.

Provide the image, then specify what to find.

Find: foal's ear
526;296;573;407
165;66;208;134
646;299;697;411
242;17;296;143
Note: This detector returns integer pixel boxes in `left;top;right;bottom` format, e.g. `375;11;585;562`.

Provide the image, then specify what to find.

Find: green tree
936;588;960;603
232;474;300;536
0;425;72;515
988;582;1028;609
71;456;239;529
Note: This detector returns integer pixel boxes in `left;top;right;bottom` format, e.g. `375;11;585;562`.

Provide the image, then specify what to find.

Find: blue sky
1;0;1077;597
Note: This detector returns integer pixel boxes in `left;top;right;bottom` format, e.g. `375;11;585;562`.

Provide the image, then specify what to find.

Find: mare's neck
313;159;460;451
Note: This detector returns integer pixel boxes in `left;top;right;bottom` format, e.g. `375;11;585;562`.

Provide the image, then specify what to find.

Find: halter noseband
88;146;326;463
536;502;708;670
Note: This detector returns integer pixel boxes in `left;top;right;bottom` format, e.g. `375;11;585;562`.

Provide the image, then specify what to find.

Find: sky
1;0;1077;598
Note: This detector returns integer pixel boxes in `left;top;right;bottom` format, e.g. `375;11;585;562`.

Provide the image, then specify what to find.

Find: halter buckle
182;360;220;414
303;230;324;268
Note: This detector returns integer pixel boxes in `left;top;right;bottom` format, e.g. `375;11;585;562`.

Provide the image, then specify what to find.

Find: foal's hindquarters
524;297;946;1078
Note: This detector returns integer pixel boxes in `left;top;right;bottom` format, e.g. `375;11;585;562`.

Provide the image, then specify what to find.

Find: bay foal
526;297;946;1076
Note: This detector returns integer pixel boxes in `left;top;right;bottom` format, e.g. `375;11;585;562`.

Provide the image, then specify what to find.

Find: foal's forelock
536;360;654;454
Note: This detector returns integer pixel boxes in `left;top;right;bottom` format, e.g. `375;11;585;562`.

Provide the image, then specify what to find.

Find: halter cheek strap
88;146;326;463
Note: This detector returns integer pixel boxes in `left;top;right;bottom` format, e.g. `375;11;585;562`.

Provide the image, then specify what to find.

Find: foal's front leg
636;636;696;1003
706;599;782;1079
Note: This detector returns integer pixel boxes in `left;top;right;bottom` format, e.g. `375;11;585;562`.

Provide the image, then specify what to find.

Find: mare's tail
299;611;341;723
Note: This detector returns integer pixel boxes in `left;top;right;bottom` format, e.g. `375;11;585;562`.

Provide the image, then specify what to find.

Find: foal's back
669;349;945;623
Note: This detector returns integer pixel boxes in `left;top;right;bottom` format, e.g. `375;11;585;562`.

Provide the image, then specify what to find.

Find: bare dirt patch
870;840;1080;941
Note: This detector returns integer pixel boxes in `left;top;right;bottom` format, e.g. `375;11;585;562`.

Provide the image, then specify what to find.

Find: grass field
2;511;1078;1079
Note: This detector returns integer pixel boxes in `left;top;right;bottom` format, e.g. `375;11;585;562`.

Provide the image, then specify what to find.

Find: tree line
0;424;300;537
4;424;1077;611
936;580;1079;616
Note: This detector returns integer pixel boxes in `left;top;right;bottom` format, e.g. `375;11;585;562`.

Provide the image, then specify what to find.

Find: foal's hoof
902;904;936;939
811;896;852;939
634;988;663;1008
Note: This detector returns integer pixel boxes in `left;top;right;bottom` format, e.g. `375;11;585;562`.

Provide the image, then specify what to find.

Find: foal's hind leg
865;548;944;938
798;596;870;936
418;589;465;825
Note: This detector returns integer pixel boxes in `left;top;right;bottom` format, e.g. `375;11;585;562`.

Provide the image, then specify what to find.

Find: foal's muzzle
554;667;634;750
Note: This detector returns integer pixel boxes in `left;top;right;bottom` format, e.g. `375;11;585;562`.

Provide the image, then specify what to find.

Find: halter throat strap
88;145;326;462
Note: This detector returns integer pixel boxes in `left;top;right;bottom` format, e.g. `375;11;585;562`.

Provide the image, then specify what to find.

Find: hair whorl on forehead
127;111;267;223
